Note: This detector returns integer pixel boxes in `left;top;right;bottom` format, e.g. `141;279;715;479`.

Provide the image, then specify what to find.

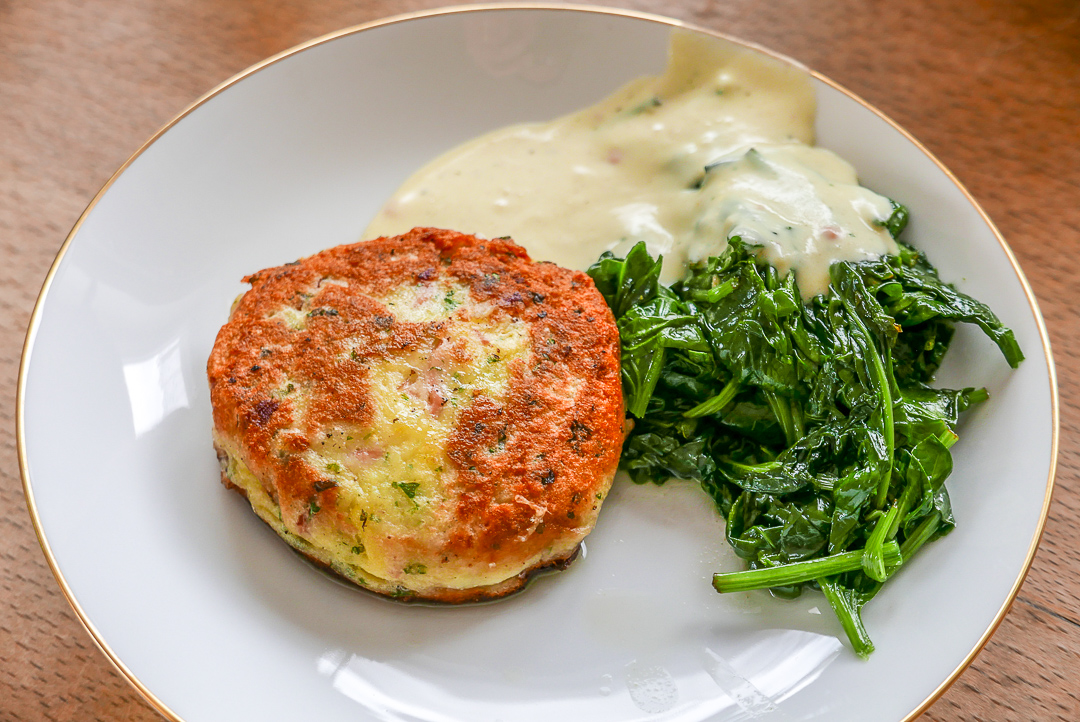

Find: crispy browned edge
214;443;581;603
207;228;624;602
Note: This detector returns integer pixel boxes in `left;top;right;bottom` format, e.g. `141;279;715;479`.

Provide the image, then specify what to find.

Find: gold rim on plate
16;4;1059;721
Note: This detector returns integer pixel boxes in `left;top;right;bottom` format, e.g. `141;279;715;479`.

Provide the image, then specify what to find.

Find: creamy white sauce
364;32;898;298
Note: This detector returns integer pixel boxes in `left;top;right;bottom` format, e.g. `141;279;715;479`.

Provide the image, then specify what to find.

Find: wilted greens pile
586;207;1022;657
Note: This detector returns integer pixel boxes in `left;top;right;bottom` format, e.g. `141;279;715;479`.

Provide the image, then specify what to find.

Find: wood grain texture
2;0;1076;720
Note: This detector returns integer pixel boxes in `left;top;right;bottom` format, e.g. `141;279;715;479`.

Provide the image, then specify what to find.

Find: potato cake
207;228;624;602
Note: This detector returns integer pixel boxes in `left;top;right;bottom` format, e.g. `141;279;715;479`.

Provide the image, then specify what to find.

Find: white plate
18;6;1056;722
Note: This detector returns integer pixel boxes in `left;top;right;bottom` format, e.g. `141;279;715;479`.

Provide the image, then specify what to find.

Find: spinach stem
900;512;941;560
763;390;799;446
820;577;875;658
713;541;901;593
683;377;739;418
861;501;901;582
839;293;895;508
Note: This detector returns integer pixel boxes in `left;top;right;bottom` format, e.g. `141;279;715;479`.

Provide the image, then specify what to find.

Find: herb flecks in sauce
365;32;896;298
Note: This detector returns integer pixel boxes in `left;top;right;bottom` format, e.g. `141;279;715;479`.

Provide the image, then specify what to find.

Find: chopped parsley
392;481;420;499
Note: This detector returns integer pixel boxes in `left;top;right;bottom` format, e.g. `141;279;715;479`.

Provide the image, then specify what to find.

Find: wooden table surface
2;1;1077;719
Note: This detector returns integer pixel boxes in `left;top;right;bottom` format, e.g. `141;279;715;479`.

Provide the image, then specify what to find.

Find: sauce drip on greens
587;223;1022;657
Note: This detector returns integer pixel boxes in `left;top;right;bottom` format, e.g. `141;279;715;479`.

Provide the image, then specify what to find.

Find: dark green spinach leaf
588;216;1020;658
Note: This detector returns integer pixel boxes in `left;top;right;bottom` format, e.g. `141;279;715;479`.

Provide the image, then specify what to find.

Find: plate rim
15;3;1059;721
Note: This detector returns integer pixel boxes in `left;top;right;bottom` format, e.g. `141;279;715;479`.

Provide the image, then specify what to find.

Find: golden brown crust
207;228;624;601
213;440;579;603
